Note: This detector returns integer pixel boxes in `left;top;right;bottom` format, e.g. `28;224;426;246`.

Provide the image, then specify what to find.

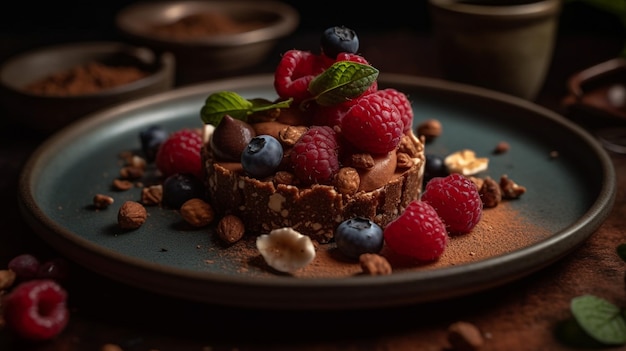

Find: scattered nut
444;149;489;176
500;175;527;199
447;321;484;351
112;179;133;191
180;198;214;227
479;176;502;208
93;194;114;209
416;118;442;142
359;253;392;275
334;167;360;195
217;215;245;244
141;185;163;206
492;141;510;155
119;166;144;179
256;227;316;273
117;201;147;230
0;269;16;290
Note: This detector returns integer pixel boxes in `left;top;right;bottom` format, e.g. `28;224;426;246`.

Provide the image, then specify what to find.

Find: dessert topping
444;149;489;176
334;217;384;260
256;227;316;273
241;135;284;179
209;115;256;161
290;126;340;184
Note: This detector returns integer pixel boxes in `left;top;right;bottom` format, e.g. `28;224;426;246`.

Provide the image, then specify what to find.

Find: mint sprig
570;295;626;345
200;91;292;126
308;61;379;106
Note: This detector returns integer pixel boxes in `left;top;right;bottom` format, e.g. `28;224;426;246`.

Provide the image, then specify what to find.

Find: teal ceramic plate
18;74;616;310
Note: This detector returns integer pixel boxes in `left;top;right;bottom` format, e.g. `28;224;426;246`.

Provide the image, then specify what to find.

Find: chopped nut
479;176;501;208
416;118;442;142
112;179;133;191
468;176;484;190
492;141;510;155
0;269;16;290
278;126;307;146
256;227;316;273
180;198;214;227
350;153;375;169
359;253;392;275
93;194;114;209
500;175;526;199
396;152;414;169
334;167;360;195
444;149;489;176
141;185;163;206
447;321;484;351
273;171;295;185
127;155;147;169
119;166;144;179
398;133;420;157
117;201;147;229
217;215;245;244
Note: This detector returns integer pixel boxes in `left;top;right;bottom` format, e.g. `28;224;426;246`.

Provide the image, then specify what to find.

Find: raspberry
274;49;325;103
421;173;483;235
375;88;413;132
2;279;69;341
155;129;203;180
340;93;403;155
290;126;340;185
383;200;448;261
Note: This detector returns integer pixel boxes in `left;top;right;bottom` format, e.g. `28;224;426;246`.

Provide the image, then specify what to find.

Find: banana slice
256;227;316;273
444;149;489;176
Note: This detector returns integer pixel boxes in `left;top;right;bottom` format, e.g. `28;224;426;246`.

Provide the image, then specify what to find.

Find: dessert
200;26;425;244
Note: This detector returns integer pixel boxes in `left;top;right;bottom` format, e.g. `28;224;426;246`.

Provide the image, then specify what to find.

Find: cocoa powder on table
24;62;149;96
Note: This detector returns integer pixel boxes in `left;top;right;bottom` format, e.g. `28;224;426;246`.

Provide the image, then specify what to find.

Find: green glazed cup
429;0;562;100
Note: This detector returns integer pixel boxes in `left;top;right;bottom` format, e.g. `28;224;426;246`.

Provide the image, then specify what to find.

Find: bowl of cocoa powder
0;41;175;134
115;0;299;85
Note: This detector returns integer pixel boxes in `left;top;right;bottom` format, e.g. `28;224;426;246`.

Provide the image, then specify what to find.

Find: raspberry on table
383;200;448;261
340;93;404;155
2;279;69;341
155;128;204;180
290;126;340;185
421;173;483;235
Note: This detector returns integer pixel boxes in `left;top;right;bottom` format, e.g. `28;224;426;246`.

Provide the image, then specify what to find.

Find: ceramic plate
18;74;616;310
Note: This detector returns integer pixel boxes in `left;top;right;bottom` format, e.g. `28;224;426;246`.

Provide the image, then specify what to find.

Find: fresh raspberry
2;279;69;341
274;49;325;103
155;129;203;180
374;88;413;132
421;173;483;235
340;93;403;155
383;200;448;261
311;102;352;128
290;126;340;185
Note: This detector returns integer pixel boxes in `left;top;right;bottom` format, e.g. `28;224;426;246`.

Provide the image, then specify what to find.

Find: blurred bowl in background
0;41;175;134
115;0;299;86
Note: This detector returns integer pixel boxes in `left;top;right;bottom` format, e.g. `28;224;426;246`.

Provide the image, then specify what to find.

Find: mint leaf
571;295;626;345
308;61;379;106
200;91;292;126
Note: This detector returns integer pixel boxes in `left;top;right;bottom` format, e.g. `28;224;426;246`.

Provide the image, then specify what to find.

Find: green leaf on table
570;294;626;345
200;91;292;126
308;61;378;106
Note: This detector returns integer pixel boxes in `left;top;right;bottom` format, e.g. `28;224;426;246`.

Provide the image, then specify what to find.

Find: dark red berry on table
384;200;448;261
155;128;203;180
320;26;360;59
421;173;483;235
8;254;41;281
162;173;205;209
2;279;69;341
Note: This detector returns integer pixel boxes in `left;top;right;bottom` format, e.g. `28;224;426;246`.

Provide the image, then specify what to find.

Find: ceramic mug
428;0;561;100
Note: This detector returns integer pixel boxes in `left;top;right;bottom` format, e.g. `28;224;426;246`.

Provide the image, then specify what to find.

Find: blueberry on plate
162;173;205;209
424;153;449;184
139;125;169;162
320;26;359;59
241;135;283;179
334;217;384;260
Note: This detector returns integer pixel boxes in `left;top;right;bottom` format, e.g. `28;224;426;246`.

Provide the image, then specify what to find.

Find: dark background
0;1;623;55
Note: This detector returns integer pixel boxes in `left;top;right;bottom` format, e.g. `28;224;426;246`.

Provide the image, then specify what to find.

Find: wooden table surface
1;6;626;350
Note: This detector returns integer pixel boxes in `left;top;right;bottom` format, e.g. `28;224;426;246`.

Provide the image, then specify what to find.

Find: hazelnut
359;254;392;275
334;167;360;195
416;119;442;142
180;198;214;227
217;215;245;244
117;201;147;229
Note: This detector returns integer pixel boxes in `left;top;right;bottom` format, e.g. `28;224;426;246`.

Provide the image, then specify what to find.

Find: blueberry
139;125;169;162
162;173;205;209
424;154;449;184
8;254;40;281
320;26;359;59
241;135;283;179
334;217;384;260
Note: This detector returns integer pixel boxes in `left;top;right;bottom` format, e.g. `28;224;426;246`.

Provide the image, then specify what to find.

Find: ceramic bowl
115;0;299;86
0;41;175;134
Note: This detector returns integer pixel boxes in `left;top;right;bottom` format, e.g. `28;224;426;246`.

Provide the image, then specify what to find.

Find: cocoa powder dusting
24;62;149;96
210;202;549;277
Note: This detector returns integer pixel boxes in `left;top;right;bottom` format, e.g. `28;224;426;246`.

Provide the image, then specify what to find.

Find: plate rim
17;73;617;310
